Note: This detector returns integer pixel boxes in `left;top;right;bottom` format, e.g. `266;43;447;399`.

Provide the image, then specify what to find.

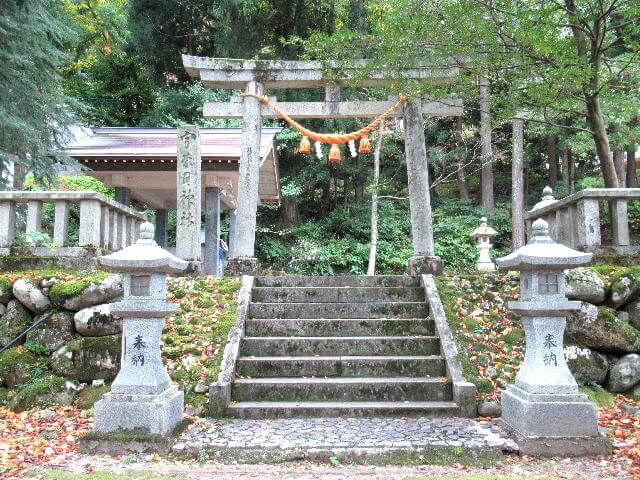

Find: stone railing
525;187;640;251
0;191;147;255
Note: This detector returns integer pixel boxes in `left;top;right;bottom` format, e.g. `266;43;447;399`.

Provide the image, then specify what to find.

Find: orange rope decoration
241;92;409;145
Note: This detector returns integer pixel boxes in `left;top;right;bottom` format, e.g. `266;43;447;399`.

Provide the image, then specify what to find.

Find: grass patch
9;374;67;411
164;276;241;408
436;273;523;401
40;471;185;480
581;384;615;407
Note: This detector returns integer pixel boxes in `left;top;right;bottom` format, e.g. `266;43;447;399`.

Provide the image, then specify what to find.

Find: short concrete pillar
575;198;601;249
0;201;16;247
176;125;202;264
127;217;137;246
79;199;102;249
53;200;70;247
94;222;188;436
204;187;221;275
115;187;130;206
26;200;43;238
227;208;237;259
117;213;127;250
496;219;611;456
155;209;168;248
610;199;630;246
227;81;263;276
109;210;118;251
100;207;111;249
403;98;442;275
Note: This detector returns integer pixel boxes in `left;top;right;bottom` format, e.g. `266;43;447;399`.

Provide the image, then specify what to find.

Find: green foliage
0;0;77;181
581;383;615;408
9;375;67;412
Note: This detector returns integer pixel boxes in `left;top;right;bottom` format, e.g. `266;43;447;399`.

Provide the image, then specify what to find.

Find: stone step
249;302;428;319
236;355;446;378
226;401;460;419
245;318;435;337
240;336;440;357
232;377;452;402
255;275;421;288
251;287;425;303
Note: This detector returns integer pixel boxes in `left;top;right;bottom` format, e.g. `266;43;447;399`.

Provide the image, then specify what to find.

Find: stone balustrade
525;188;640;251
0;191;147;255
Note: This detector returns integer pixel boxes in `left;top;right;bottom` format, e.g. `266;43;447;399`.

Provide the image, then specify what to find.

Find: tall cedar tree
0;0;76;180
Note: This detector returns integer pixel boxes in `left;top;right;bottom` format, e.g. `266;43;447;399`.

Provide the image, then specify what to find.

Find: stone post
176;125;202;265
127;217;137;246
79;199;102;249
575;198;601;249
227;81;263;276
117;212;127;250
496;219;611;456
403;98;442;275
53;200;70;247
0;201;16;247
26;200;43;239
610;199;630;246
94;222;188;436
100;207;111;249
155;209;168;248
109;210;118;251
227;208;237;259
204;187;221;275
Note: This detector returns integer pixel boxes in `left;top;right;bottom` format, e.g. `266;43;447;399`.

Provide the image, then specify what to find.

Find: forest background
1;0;639;274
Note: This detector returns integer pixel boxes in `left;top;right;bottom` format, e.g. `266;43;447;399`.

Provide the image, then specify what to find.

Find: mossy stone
51;335;121;383
0;347;40;388
48;272;110;307
74;384;110;409
566;303;640;353
0;299;33;347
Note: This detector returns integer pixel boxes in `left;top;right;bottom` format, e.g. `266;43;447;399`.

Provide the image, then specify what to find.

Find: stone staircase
228;275;463;419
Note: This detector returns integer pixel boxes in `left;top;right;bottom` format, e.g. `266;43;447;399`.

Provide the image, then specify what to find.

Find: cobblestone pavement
173;417;519;452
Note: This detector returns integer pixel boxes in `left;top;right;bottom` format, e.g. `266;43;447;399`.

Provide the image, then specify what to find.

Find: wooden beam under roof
203;98;463;119
182;55;460;89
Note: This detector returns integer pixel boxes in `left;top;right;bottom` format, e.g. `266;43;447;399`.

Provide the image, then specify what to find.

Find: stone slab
501;385;600;438
94;385;184;436
255;275;420;288
226;257;258;276
409;256;444;275
252;286;425;303
248;301;429;319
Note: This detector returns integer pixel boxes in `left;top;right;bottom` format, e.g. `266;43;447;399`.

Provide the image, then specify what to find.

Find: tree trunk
455;117;470;200
281;196;301;225
367;123;384;276
613;150;626;188
547;135;558;191
512;119;526;249
585;93;618;188
561;147;571;195
626;143;638;188
479;77;495;213
12;163;26;190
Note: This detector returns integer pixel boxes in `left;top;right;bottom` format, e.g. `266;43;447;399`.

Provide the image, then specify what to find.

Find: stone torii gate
182;56;463;275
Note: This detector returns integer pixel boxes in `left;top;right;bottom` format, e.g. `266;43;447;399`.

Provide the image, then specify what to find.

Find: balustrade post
79;199;102;248
53;201;70;247
117;212;127;250
127;217;137;246
0;201;16;247
545;213;557;241
109;210;118;250
26;200;43;238
575;199;601;249
610;199;630;246
100;207;111;249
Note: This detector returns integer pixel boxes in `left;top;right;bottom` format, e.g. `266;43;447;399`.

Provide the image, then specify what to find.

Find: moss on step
48;272;110;306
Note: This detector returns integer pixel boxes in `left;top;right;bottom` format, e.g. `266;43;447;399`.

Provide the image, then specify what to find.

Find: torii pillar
404;99;442;275
226;81;263;276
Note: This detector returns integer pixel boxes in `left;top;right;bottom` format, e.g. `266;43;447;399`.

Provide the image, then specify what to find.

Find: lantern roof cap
99;222;189;273
470;216;498;238
496;219;592;270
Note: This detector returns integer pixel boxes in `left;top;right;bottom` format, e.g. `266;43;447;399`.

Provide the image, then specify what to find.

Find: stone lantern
470;217;497;272
495;218;611;456
94;221;188;436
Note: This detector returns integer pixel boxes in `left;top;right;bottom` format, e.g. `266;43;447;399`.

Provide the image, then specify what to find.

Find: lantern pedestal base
94;384;184;436
501;385;611;457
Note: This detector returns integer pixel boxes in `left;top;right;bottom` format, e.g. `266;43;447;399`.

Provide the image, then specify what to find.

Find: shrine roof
64;127;281;162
